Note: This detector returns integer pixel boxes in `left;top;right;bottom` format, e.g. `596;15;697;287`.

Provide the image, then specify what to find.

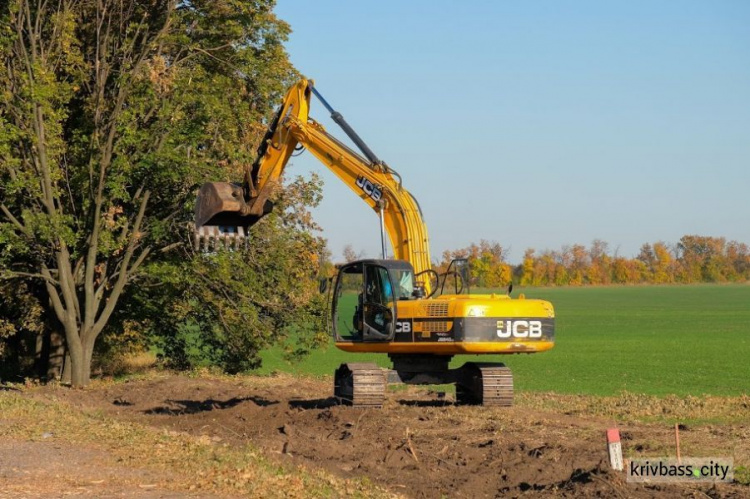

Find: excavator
194;79;555;408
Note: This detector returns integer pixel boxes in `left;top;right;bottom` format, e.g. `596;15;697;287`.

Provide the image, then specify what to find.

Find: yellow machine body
336;293;555;355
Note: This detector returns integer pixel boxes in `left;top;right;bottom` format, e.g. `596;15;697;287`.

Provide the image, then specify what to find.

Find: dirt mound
42;375;745;498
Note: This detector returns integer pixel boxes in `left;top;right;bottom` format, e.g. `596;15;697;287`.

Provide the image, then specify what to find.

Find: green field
257;284;750;397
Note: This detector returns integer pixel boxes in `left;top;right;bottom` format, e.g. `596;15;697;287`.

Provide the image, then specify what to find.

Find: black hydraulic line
310;84;382;166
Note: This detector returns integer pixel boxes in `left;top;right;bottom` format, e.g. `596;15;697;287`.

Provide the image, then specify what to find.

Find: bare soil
20;374;747;498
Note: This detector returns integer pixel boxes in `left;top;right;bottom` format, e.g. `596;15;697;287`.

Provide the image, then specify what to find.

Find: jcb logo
496;320;543;339
356;176;383;202
395;321;411;333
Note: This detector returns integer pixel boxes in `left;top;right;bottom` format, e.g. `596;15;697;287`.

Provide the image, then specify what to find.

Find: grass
514;391;750;425
257;283;750;397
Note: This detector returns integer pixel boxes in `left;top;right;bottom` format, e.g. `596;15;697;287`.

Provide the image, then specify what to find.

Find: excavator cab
332;259;416;342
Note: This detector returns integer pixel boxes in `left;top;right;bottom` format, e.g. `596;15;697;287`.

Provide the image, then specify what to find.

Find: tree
568;244;588;285
0;0;305;386
439;240;510;288
131;174;328;373
342;244;363;263
587;239;611;285
677;235;727;282
652;242;674;283
519;248;536;286
726;241;750;280
636;243;655;281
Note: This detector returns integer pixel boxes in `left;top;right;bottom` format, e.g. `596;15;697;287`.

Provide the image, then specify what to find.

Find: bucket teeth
193;225;247;251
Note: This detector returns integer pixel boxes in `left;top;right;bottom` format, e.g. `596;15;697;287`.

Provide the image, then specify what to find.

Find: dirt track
25;374;744;498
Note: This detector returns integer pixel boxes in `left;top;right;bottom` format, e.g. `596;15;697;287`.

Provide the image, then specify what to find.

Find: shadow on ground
144;395;278;415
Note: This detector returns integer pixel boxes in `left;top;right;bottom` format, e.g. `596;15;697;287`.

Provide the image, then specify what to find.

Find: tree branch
0;204;30;236
0;270;59;286
92;190;150;337
42;264;75;331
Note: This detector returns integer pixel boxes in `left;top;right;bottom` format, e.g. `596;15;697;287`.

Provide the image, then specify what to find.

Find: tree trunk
33;329;65;381
47;331;66;380
65;329;87;388
70;357;86;387
34;332;46;378
83;337;95;386
61;351;72;384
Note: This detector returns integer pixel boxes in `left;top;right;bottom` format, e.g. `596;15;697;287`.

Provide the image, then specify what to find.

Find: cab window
362;265;395;339
390;269;415;300
365;266;394;305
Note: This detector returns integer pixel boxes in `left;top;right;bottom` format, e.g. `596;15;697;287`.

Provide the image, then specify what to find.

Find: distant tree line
437;235;750;288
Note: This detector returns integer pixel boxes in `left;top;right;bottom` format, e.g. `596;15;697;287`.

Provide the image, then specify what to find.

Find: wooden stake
675;423;681;464
405;427;419;463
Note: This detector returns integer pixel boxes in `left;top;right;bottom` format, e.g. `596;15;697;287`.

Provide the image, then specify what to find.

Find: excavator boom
195;79;432;290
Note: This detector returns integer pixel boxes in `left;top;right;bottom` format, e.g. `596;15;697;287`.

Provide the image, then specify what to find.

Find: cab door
332;262;396;342
361;264;397;341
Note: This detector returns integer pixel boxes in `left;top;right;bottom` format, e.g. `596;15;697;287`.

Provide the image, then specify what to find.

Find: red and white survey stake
607;428;624;471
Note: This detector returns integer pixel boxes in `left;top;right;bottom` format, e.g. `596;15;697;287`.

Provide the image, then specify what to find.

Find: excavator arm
195;79;433;291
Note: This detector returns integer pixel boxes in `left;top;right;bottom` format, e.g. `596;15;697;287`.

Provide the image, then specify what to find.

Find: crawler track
456;362;513;407
333;363;386;408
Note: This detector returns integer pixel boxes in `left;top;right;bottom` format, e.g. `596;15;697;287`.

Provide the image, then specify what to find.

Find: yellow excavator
195;79;555;407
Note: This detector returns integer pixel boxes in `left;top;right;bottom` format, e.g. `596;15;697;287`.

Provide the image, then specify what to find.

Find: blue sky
273;1;750;263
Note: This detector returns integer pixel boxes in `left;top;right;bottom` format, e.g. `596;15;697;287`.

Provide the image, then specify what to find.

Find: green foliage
0;0;324;382
0;281;45;379
120;173;328;373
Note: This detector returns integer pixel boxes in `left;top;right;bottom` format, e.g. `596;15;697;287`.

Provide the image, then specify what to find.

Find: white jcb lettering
528;321;542;337
497;320;543;339
513;320;529;337
395;321;411;333
356;176;383;202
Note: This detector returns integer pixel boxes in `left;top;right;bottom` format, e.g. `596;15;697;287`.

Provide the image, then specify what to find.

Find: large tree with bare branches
0;0;320;386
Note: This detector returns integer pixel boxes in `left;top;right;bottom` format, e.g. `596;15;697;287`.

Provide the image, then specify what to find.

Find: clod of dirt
317;409;335;422
568;467;595;484
528;444;547;457
519;482;544;491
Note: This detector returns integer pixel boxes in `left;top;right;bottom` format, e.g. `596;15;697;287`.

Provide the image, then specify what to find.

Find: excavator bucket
193;182;251;251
